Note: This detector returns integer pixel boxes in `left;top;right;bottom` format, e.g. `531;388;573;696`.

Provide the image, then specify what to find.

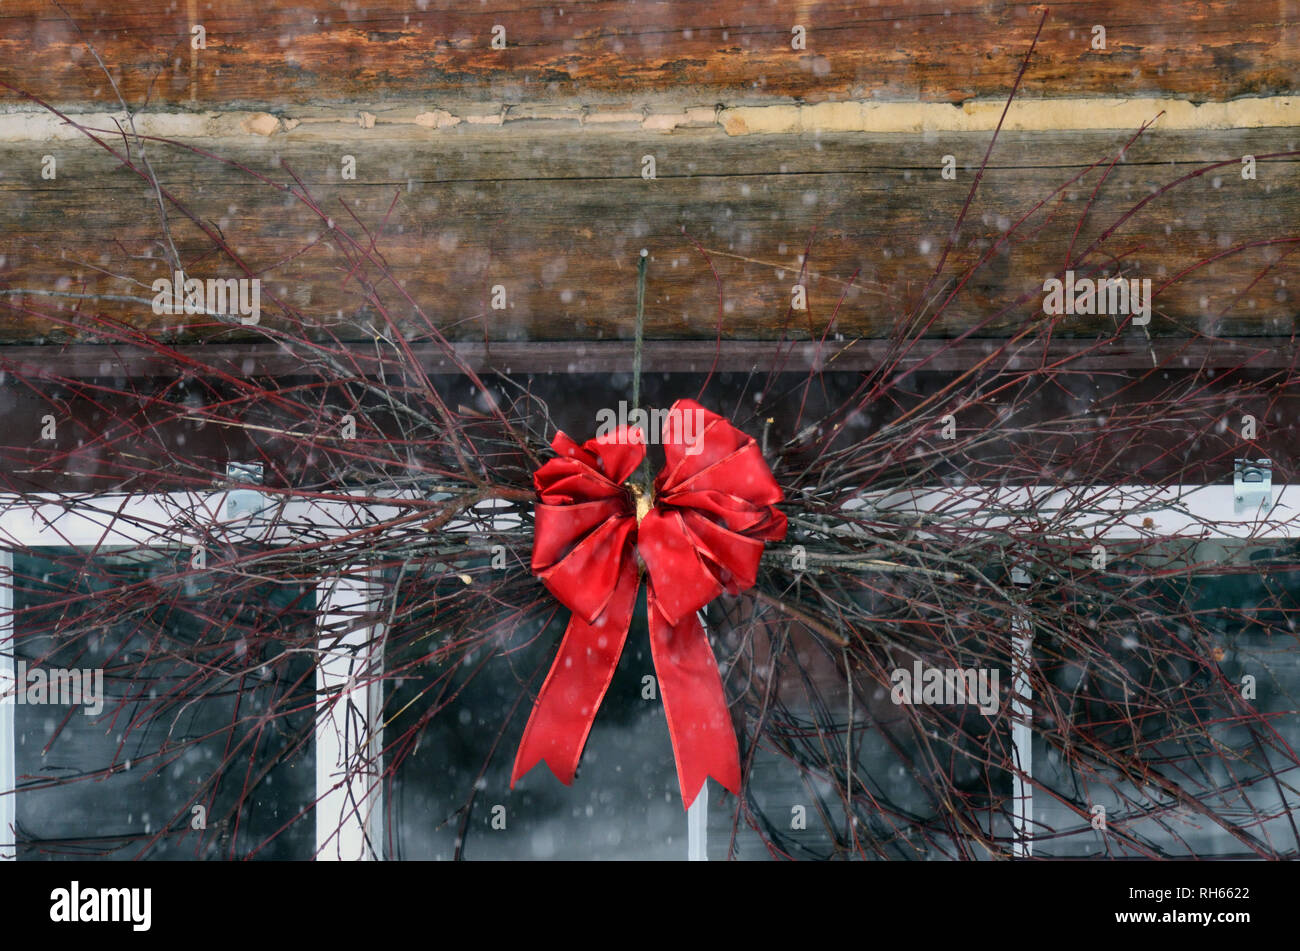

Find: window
3;430;1295;860
1029;550;1300;857
0;493;382;860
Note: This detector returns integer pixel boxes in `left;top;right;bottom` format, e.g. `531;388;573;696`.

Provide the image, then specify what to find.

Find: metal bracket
225;462;270;521
1233;458;1272;515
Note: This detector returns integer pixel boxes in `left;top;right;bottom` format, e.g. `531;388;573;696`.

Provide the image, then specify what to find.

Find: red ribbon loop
512;399;786;808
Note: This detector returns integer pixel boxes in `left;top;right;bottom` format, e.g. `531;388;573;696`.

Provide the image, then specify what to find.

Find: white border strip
0;550;14;861
856;484;1296;540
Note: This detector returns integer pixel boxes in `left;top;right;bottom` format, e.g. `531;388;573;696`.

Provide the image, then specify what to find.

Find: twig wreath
2;9;1298;859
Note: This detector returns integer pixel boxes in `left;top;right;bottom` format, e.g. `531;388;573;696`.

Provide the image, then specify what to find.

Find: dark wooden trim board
1;337;1294;379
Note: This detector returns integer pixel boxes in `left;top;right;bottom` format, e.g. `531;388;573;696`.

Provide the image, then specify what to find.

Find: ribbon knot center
628;481;653;526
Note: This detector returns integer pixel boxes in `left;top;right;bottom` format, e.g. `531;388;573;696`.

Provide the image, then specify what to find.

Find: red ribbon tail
647;600;742;810
511;557;639;789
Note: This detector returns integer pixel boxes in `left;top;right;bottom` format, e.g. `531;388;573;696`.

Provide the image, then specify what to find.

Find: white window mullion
688;607;714;860
315;571;385;861
1009;567;1033;858
688;782;708;860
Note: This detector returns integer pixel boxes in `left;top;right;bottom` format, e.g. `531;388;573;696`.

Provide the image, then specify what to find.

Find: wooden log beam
0;1;1296;109
0;127;1295;343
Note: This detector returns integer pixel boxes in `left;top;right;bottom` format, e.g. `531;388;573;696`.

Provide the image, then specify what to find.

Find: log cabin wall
0;1;1296;357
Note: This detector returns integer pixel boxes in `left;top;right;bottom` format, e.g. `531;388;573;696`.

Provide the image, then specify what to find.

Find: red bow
512;398;787;808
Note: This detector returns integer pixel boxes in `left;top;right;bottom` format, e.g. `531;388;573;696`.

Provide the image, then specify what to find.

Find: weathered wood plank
0;1;1296;110
0;128;1296;342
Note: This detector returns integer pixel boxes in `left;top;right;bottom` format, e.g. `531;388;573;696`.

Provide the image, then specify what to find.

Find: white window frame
2;482;1294;860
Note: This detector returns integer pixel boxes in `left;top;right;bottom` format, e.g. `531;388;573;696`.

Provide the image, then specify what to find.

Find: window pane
382;571;685;859
1032;555;1300;857
10;548;317;860
704;575;1014;860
